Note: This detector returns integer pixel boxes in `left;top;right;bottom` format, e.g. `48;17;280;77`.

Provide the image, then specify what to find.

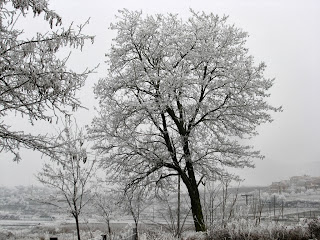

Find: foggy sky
1;0;320;187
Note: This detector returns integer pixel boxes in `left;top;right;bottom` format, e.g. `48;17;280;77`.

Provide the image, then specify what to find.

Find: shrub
207;228;230;240
206;223;314;240
308;218;320;238
143;228;176;240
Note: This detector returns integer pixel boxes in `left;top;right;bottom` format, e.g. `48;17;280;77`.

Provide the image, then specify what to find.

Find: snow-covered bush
181;231;207;240
143;229;176;240
308;218;320;238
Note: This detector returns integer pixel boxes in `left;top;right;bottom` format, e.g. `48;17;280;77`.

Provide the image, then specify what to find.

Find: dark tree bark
181;164;206;232
75;214;81;240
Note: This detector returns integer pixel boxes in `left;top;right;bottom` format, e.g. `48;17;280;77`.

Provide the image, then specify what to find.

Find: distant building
269;181;289;193
306;177;320;189
269;175;320;193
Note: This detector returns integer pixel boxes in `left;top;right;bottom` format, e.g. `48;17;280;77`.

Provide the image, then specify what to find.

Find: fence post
101;234;107;240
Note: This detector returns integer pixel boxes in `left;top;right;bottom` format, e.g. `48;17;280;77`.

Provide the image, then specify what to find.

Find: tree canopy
0;0;94;161
90;9;280;231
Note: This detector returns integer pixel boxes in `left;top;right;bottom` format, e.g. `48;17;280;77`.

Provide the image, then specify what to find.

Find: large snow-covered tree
90;10;280;231
0;0;94;161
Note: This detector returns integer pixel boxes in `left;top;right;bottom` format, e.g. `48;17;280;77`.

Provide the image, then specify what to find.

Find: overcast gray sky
1;0;320;187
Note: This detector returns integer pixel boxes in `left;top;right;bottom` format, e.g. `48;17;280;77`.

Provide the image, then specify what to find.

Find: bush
207;228;230;240
308;218;320;238
0;232;14;240
272;226;309;240
207;224;312;240
143;228;176;240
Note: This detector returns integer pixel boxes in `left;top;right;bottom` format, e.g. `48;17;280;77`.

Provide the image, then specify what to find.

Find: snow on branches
0;0;94;160
90;9;281;232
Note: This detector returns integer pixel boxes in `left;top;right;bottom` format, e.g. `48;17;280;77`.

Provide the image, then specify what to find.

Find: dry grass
1;218;320;240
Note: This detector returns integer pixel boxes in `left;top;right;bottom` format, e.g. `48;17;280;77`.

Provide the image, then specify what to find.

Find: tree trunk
182;136;206;232
133;222;138;240
187;183;206;231
75;215;81;240
107;218;112;240
181;171;206;232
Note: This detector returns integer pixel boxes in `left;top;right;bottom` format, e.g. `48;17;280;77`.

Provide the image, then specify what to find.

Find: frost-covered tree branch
0;0;95;161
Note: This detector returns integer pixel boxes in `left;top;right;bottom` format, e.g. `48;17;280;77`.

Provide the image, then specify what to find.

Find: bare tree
93;189;117;240
37;121;96;240
157;189;192;237
90;9;281;231
203;178;240;230
255;189;265;225
0;0;94;161
220;178;239;227
203;181;220;230
119;186;148;240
